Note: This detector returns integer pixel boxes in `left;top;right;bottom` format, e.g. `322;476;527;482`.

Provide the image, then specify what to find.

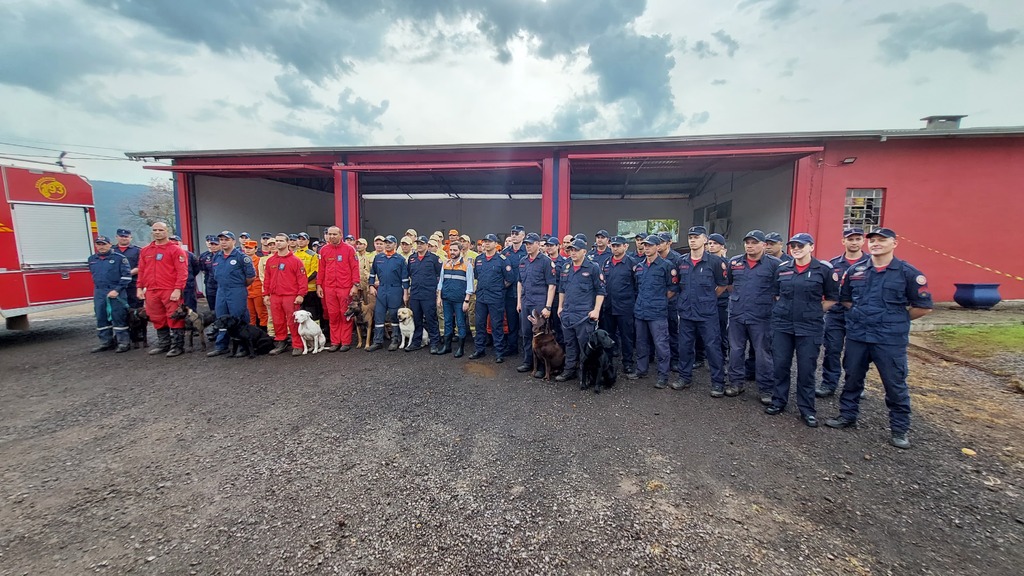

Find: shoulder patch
244;256;252;264
670;268;677;276
505;265;512;271
916;275;927;285
832;272;839;282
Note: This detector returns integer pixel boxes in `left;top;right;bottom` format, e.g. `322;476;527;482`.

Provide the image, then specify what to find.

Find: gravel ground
1;316;1022;575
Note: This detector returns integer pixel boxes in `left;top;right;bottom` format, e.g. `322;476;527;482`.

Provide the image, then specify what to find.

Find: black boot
148;328;170;355
388;332;401;352
166;329;185;357
453;336;466;358
438;334;452;355
429;338;440;355
267;340;289;356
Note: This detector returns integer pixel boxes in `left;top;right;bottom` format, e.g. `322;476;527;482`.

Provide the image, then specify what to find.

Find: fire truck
0;166;98;330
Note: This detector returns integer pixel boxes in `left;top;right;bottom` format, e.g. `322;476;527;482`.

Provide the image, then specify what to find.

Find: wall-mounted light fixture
841;157;857;165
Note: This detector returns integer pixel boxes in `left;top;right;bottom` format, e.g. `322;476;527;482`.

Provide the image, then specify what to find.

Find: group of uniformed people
89;221;933;449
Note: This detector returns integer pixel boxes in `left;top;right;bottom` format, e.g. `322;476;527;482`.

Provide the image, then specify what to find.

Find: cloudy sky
1;0;1021;184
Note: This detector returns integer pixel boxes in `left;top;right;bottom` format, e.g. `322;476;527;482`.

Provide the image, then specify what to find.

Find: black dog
214;315;275;358
581;329;617;393
127;307;149;349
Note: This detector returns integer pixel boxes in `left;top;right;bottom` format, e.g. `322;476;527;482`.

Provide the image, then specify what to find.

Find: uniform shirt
502;244;528;289
357;251;375;286
558;258;607;323
407;251;442;300
317;242;360;289
633;256;677;321
211;248;256;292
771;258;840;336
602;254;637;316
463;248;479;262
661;250;683;306
115;244;140;286
588;247;613;270
726;253;782;323
294;248;319;292
826;253;869;315
138;242;188;291
518;252;557;305
184;250;200;293
474;252;515;304
840;257;933;345
438;257;475;301
263;252;308;297
88;251;132;293
247;255;263;299
198;250;218;290
675;252;729;321
369;252;410;291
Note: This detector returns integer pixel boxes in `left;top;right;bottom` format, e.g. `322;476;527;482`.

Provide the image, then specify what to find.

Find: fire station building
128;116;1024;302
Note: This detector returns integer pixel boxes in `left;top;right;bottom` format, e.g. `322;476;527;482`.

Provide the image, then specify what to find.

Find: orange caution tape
901;236;1023;282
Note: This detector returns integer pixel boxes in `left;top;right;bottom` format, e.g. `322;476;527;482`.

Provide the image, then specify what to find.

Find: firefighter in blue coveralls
367;235;411;352
207;231;256;357
632;235;677;387
825;227;933;449
114;229;142;308
502;225;528;356
816;227;868;397
765;233;840;428
675;226;729;394
88;236;133;353
725;230;782;404
554;238;606;382
471;234;516;362
406;236;442;353
602;236;638;377
515;233;557;377
198;235;220;311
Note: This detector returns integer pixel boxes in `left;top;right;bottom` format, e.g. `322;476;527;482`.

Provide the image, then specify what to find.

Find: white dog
396;307;428;349
293;309;326;354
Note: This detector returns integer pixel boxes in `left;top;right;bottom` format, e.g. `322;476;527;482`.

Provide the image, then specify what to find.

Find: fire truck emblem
0;221;13;232
35;177;67;200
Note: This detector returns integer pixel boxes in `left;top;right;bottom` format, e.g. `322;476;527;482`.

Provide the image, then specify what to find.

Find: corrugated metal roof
125;125;1024;161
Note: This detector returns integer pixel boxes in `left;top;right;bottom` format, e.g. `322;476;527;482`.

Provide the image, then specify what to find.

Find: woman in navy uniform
825;228;933;449
765;233;840;427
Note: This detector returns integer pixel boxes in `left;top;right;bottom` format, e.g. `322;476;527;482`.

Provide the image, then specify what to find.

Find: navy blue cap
298;232;309;239
658;231;673;242
609;235;627;245
205;235;218;243
687;226;708;236
641;234;663;245
510;225;525;233
415;235;428;244
866;227;897;239
568;239;588;251
260;232;273;239
344;234;355;240
744;229;766;242
545;236;560;246
595;229;610;238
482;233;499;243
843;227;865;237
788;232;814;245
288;234;299;240
574;233;588;244
238;232;250;238
94;235;111;244
217;230;235;239
708;233;726;245
384;235;398;243
523;232;541;243
115;228;131;236
634;232;646;239
169;235;181;242
764;232;783;243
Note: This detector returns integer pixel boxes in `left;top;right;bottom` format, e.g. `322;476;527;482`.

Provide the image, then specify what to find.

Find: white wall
193;176;334;240
691;166;793;254
361;198;541;241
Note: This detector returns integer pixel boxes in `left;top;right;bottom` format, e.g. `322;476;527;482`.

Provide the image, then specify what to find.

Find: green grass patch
930;324;1024;358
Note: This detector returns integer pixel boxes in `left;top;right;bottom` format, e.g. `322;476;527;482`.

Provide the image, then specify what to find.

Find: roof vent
920;115;966;130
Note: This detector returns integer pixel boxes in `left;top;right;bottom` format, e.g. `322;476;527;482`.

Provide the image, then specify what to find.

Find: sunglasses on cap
787;242;807;249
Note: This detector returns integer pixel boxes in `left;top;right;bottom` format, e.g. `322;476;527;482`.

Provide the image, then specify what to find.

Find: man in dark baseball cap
116;228;132;237
843;227;865;238
88;233;133;353
687;225;708;237
866;227;896;239
764;232;792;263
817;225;869;398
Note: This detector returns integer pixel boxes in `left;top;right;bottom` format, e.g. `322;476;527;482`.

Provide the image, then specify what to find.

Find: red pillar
789;155;822;241
541;153;571;237
173;171;194;249
334;169;361;237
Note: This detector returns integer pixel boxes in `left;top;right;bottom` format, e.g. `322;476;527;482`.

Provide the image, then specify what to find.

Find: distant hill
91;180;149;241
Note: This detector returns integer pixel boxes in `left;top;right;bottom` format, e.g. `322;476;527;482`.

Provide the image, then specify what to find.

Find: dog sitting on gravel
214;315;275;358
293;309;326;354
396;307;427;350
580;329;617;393
126;307;149;349
169;303;214;352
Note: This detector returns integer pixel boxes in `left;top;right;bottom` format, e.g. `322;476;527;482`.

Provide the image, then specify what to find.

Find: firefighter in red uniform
317;226;360;352
262;233;309;356
137;221;189;357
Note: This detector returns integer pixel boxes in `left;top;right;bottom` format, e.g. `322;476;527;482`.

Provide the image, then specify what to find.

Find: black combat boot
148;327;170;355
387;332;401;352
438;334;452;355
453;336;466;358
166;329;185;357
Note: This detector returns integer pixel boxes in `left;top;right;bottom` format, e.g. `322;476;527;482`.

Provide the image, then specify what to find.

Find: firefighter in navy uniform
515;233;557;377
114;229;142;309
198;235;220;311
543;236;567;347
406;236;443;353
502;225;528;357
602;236;638;377
825;228;933;449
765;233;840;427
88;236;133;353
675;226;729;394
816;227;869;397
471;234;516;362
169;235;201;311
765;232;794;264
554;238;606;382
367;235;410;352
632;235;677;387
207;231;256;357
656;231;683;372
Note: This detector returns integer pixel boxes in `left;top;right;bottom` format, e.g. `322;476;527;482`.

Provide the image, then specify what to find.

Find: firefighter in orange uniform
243;240;268;330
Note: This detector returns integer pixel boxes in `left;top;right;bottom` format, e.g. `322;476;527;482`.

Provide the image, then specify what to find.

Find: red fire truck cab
0;166;98;330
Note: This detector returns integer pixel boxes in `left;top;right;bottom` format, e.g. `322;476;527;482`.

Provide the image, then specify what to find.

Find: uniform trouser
204;284;217;312
820;313;846;391
215;289;249;350
442;299;468;338
94;292;130;346
410;297;439;347
373;289;403;344
771;331;822;416
839;340;912;433
504;293;520;354
729;319;774;393
550;293;564;347
696;303;729;362
322;287;354;346
184;282;198;311
635;318;670;379
144;289;185;330
474;300;506;356
268;295;303;348
678;315;725;387
562;317;597;372
667;299;680;366
519;301;546;365
126;282;142;309
247;293;269;326
605;310;636;371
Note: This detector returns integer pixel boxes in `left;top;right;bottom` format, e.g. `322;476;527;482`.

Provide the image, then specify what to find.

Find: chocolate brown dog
527;309;564;380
